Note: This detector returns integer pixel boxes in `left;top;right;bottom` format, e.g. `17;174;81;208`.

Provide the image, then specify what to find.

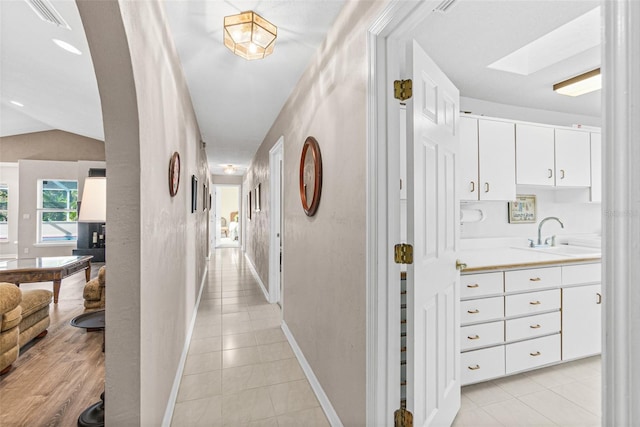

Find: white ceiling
0;0;601;175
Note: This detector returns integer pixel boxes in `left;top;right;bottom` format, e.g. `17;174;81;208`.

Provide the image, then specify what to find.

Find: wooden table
0;256;93;303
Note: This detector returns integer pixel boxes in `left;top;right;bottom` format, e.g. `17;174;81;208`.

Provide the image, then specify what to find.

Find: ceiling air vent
434;0;459;13
24;0;71;30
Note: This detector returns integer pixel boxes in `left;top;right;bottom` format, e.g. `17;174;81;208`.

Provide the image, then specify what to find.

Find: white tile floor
172;248;602;426
171;248;330;427
453;355;601;426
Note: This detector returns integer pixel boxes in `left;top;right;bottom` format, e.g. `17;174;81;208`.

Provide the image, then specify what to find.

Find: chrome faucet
536;216;564;246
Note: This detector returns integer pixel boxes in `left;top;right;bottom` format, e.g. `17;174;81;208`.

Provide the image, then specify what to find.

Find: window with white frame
37;180;78;242
0;185;7;240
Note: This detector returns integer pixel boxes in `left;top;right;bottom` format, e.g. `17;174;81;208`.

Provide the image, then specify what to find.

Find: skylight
488;6;600;75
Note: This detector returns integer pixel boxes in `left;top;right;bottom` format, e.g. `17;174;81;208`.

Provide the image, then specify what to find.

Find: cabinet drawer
505;289;560;317
461;272;503;299
461;297;504;325
505;334;560;374
461;321;504;351
505;267;561;293
461;345;505;385
562;263;601;286
505;312;560;342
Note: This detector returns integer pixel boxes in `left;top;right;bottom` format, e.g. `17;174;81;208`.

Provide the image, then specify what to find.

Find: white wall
0;163;18;258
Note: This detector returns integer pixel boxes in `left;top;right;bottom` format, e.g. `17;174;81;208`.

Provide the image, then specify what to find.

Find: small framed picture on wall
191;175;198;213
508;194;536;223
255;184;261;212
248;192;252;220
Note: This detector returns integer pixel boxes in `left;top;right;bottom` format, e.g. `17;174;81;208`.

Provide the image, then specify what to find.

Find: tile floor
171;248;330;427
453;355;601;426
172;248;602;426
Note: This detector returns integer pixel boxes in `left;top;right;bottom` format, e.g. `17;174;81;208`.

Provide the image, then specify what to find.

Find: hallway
171;248;329;426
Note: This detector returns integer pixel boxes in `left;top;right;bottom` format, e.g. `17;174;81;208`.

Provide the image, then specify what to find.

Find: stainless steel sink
514;245;601;257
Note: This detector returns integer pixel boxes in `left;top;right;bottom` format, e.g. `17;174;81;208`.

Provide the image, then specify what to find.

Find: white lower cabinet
461;346;505;385
461;262;601;386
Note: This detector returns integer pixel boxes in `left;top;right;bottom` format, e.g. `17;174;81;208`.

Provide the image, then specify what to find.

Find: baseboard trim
161;264;208;427
281;321;343;427
244;252;269;301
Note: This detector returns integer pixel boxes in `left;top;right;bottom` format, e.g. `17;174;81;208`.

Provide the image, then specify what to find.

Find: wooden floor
0;263;105;427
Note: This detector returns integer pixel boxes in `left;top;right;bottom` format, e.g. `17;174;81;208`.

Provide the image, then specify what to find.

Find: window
0;185;7;240
37;180;78;242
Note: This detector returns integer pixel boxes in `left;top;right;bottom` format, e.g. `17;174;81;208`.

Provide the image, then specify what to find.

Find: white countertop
459;247;601;273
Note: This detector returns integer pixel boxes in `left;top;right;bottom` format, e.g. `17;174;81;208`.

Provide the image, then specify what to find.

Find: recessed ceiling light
10;100;24;107
52;38;82;55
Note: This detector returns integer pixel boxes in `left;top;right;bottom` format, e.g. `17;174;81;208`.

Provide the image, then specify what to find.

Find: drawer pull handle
530;324;541;329
468;365;481;370
468;335;480;340
530;301;541;305
467;309;480;314
597;293;602;304
530;351;541;357
467;284;480;288
529;277;542;282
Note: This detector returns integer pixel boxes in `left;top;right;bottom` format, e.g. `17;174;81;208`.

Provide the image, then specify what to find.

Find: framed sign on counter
508;194;536;223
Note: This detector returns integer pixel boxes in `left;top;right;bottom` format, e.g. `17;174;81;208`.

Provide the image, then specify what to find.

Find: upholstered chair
83;266;106;310
0;283;21;375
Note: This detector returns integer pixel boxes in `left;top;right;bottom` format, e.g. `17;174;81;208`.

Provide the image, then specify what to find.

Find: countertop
459;247;601;273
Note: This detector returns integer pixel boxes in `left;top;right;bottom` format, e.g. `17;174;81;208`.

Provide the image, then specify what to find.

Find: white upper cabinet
590;133;602;202
555;129;591;187
460;116;515;201
516;124;555;186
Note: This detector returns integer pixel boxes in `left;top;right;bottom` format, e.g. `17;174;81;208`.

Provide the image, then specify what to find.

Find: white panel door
406;40;460;427
555;129;591;187
478;119;515;200
562;284;602;360
459;116;478;201
516;124;555;186
591;133;602;202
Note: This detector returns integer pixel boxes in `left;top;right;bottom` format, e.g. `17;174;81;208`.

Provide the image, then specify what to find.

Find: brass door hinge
394;243;413;264
394;79;413;101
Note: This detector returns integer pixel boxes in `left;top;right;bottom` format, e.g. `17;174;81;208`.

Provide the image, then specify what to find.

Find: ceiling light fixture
223;11;277;61
52;38;82;55
553;68;601;97
224;165;236;174
10;100;24;107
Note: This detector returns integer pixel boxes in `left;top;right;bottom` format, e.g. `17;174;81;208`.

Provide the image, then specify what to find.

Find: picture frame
255;183;261;212
508;194;537;223
191;175;198;213
247;192;252;220
202;182;207;211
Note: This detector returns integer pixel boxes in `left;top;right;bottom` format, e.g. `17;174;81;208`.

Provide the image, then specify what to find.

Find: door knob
456;260;467;271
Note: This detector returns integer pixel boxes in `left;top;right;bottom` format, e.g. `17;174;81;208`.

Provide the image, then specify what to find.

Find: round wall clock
169;152;180;197
299;136;322;216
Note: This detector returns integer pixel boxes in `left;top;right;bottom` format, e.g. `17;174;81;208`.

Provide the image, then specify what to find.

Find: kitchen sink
514;245;601;257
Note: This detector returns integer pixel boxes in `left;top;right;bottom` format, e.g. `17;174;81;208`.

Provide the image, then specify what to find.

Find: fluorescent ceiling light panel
553;68;601;96
488;6;600;75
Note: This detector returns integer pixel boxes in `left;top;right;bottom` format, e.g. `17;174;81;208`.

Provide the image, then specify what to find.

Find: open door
405;39;461;426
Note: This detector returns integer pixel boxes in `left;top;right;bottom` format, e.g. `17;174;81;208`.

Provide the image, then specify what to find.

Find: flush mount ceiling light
224;165;237;174
553;68;601;97
52;38;82;55
223;11;277;60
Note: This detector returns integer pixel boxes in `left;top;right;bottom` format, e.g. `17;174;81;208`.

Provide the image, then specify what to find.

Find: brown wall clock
169;152;180;197
299;136;323;216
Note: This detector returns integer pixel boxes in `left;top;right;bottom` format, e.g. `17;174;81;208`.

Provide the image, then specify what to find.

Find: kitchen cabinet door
478;119;515;200
460;116;479;201
516;124;555;186
555;129;591;187
562;284;602;360
590;133;602;202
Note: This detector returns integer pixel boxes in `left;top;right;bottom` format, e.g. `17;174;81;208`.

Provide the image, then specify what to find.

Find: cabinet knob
468;365;481;370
